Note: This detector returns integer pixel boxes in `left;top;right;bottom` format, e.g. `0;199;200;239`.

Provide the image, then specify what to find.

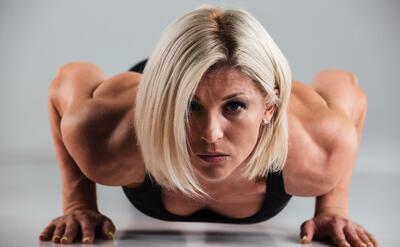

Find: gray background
0;1;399;246
0;0;399;173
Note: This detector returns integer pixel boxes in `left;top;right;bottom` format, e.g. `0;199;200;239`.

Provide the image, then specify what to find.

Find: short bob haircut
134;5;292;199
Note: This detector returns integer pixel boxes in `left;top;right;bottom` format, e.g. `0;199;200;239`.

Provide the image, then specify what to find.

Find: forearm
49;65;105;214
314;164;354;218
50;109;98;214
59;155;98;214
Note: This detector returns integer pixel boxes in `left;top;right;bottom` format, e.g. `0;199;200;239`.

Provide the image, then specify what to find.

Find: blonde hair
134;5;292;199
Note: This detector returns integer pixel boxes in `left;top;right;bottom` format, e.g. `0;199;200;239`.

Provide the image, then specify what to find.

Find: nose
199;113;224;143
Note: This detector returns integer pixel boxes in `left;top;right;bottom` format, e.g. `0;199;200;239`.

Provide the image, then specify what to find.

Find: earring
262;118;269;125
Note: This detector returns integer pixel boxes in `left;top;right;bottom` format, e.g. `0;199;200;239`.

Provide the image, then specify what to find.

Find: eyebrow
194;92;247;101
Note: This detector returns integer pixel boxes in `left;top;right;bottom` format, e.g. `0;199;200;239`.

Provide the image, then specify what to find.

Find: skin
186;66;275;190
39;62;378;247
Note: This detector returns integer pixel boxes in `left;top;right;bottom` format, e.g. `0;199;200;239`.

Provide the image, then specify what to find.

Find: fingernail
345;242;351;247
61;237;68;243
300;235;307;242
361;243;367;247
107;231;114;239
83;237;91;243
53;235;61;240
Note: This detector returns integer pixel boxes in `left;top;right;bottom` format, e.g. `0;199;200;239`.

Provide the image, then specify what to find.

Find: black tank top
122;171;291;224
122;59;292;224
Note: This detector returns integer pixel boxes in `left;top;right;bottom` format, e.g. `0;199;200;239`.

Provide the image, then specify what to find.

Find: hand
38;209;116;244
299;214;378;247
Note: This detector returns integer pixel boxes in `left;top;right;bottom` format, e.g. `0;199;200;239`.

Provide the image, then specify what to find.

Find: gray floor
0;158;398;246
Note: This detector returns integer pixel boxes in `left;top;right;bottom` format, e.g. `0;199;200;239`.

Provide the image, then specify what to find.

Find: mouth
197;154;229;163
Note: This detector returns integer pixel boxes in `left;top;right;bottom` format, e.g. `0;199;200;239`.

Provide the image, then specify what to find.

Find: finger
60;219;79;244
355;227;373;247
101;217;116;240
330;224;350;247
343;225;365;247
39;224;56;241
79;218;96;244
300;220;316;244
52;223;66;243
365;231;379;247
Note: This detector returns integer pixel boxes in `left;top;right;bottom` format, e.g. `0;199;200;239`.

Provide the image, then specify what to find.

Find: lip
198;152;229;156
197;154;229;163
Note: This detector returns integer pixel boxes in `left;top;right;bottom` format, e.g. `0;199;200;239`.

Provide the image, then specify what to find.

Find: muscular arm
314;115;359;217
50;102;98;213
311;70;365;217
298;74;376;246
48;62;110;213
54;62;145;187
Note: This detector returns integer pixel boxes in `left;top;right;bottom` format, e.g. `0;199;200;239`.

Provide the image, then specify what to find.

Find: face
186;66;275;183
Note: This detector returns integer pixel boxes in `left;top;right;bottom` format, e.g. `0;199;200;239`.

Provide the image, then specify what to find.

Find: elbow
307;165;341;196
283;168;336;197
79;162;117;186
314;169;339;196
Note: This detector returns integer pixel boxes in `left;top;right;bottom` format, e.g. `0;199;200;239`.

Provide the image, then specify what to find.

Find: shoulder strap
129;58;148;73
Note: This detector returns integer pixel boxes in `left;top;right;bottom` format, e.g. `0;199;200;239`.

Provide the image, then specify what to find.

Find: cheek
186;112;262;153
227;117;262;156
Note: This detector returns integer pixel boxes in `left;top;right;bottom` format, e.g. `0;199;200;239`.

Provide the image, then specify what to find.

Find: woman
39;6;378;247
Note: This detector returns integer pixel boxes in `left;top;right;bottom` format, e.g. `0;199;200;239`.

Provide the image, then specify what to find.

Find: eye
188;101;247;114
188;101;202;112
225;101;246;113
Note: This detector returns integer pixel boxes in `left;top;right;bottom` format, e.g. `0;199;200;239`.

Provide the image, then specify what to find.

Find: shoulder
309;69;362;118
54;62;146;186
60;70;145;184
92;71;141;100
60;71;140;138
283;78;358;196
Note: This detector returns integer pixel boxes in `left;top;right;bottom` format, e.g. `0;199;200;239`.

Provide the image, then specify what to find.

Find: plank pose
39;6;378;247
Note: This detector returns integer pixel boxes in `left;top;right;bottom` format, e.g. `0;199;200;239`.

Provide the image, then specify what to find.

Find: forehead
197;67;259;94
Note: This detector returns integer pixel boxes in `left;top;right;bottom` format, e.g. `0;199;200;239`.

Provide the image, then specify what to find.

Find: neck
194;168;261;201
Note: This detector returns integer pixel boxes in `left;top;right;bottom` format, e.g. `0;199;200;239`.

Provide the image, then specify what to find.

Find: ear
274;87;280;97
263;87;279;120
263;104;275;121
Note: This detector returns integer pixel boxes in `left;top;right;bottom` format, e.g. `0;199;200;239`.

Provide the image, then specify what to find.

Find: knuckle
81;214;91;221
81;225;93;233
66;223;79;232
51;217;61;223
63;215;73;222
329;216;341;226
73;211;84;217
343;225;352;232
55;222;66;228
45;223;55;230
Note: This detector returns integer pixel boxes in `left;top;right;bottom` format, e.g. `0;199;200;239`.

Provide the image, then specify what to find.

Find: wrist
315;206;349;218
63;201;98;214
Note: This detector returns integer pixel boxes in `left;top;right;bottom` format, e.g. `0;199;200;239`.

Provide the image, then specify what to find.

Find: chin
194;167;232;183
